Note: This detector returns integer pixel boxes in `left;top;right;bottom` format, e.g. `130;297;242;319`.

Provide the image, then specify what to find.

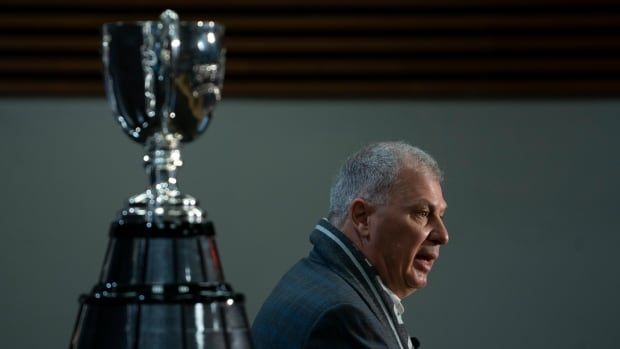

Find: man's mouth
413;251;437;272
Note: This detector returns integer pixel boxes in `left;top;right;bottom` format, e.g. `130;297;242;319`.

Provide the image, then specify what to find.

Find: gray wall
0;98;619;348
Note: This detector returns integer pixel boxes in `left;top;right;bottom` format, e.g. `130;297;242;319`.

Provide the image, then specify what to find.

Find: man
252;141;449;349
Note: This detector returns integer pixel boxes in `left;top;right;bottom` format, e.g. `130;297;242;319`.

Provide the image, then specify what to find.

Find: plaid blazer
252;219;419;349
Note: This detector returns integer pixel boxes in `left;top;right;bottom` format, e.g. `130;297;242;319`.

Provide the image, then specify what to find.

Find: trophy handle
141;9;181;131
159;9;180;134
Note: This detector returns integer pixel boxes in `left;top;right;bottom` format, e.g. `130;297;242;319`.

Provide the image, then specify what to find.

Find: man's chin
406;272;428;291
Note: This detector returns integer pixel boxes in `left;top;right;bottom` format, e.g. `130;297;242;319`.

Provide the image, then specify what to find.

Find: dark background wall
0;98;618;348
3;0;620;98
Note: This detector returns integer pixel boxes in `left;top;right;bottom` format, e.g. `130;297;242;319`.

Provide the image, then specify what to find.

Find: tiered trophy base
69;221;252;349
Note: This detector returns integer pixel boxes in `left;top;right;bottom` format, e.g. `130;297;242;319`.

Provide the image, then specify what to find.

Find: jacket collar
309;218;409;349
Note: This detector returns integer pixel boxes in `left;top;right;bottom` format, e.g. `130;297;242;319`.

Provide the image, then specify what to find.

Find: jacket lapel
310;220;409;349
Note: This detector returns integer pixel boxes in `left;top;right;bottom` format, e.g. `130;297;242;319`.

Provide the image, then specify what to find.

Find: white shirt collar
376;276;405;324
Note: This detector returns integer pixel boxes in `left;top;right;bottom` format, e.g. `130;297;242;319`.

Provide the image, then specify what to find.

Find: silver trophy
103;9;224;224
70;10;252;349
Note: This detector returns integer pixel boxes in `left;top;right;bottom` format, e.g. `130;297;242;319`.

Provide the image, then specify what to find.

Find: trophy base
70;219;253;349
71;291;252;349
121;189;206;225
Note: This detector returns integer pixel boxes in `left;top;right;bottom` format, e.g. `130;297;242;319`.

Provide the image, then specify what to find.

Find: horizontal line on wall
2;36;619;53
1;57;619;75
1;50;618;61
2;4;620;16
2;79;619;98
5;28;620;38
2;13;620;32
3;72;620;81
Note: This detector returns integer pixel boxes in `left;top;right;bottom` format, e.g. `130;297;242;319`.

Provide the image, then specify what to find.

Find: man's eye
417;211;430;218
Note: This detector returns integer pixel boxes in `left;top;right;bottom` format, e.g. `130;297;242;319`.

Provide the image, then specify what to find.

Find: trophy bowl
102;10;225;144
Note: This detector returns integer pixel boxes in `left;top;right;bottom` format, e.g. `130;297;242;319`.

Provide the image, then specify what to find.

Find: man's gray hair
327;141;443;227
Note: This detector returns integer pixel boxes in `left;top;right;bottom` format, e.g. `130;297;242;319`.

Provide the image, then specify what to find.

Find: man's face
365;165;449;298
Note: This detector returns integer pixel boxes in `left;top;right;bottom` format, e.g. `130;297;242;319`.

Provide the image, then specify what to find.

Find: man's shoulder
252;257;372;349
256;256;367;318
277;255;366;307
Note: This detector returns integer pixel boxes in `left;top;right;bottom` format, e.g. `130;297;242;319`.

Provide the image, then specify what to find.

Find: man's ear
349;198;373;239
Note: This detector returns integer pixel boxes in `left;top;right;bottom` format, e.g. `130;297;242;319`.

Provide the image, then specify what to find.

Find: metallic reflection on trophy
70;10;253;349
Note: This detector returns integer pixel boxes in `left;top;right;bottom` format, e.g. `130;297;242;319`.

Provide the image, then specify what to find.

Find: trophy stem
143;132;183;206
124;131;204;226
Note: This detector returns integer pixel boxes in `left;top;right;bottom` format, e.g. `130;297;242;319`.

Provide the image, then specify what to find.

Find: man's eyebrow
405;199;431;209
407;199;447;213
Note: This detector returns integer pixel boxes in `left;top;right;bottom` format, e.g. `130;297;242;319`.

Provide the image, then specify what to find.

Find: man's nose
431;218;449;245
